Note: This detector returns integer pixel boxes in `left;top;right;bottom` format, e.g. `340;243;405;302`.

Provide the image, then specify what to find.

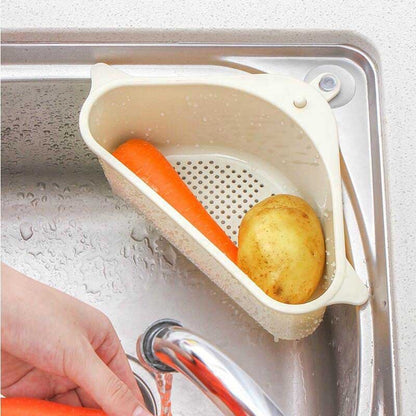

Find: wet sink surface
1;44;395;415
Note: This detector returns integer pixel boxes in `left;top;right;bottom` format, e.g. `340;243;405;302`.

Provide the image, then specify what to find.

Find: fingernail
132;406;150;416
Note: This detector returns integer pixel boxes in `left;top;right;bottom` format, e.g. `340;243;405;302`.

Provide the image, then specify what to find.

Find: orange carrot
1;398;106;416
113;139;238;262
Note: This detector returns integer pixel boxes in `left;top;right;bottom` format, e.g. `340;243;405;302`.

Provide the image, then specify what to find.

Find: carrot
112;139;238;262
1;398;106;415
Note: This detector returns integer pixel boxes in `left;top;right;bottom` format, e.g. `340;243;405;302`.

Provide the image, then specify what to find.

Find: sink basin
1;43;396;415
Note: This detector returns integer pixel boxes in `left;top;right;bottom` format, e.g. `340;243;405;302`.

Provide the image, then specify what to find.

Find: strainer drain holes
170;157;273;242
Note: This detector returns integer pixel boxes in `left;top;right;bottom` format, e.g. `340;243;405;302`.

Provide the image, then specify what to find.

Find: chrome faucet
137;319;285;416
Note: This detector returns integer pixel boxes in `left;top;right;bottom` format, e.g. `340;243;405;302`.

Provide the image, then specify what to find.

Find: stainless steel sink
1;43;396;415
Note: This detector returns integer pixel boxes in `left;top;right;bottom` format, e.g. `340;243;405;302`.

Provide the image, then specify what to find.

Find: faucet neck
138;319;284;416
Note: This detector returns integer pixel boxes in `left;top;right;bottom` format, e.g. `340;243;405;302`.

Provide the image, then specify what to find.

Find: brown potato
237;194;325;304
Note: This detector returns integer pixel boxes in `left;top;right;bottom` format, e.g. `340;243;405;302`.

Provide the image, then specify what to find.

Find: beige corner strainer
79;63;369;340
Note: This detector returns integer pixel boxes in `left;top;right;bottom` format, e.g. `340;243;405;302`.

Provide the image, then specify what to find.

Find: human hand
1;263;150;416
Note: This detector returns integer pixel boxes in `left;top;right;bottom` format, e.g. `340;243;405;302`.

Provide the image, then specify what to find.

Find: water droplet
202;116;207;122
131;227;146;242
121;246;131;258
83;283;101;295
37;182;46;190
20;222;33;241
26;192;34;199
79;184;89;192
17;192;25;199
41;195;47;202
31;198;40;207
160;112;165;117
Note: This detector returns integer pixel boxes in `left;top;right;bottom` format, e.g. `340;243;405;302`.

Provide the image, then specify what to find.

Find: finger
51;390;82;407
66;344;151;416
1;363;76;402
99;345;143;402
75;387;100;409
94;326;143;402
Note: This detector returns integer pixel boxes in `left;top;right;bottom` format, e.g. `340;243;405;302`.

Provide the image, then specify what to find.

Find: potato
237;194;325;304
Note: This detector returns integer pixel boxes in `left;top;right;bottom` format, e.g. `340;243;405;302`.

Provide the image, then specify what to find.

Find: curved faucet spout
137;319;284;416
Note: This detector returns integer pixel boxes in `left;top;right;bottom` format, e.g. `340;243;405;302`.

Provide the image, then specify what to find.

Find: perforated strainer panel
166;151;300;244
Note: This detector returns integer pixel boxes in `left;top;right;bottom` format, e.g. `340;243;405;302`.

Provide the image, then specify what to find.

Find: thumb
67;345;151;416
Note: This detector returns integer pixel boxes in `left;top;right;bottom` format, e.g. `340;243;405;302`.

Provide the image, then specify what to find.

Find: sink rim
1;41;396;416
